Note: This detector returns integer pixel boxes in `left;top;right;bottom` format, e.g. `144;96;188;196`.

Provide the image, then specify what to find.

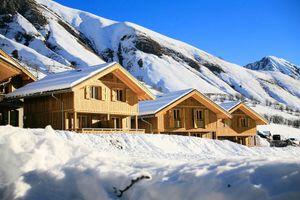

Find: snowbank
258;124;300;140
1;125;300;200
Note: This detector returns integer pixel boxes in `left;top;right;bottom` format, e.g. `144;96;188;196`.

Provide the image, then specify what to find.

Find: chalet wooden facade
3;48;267;146
138;89;268;146
217;101;268;146
0;49;36;127
6;62;155;132
137;89;231;138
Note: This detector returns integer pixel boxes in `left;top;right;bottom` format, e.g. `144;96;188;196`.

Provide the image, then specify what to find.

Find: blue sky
55;0;300;66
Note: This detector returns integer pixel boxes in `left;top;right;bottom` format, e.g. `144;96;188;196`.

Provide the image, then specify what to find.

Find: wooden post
64;112;68;130
7;110;10;125
182;108;186;129
74;112;77;131
135;115;138;130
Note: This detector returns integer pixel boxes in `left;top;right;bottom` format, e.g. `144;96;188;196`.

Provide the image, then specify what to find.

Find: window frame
112;88;125;102
239;117;249;128
90;86;101;100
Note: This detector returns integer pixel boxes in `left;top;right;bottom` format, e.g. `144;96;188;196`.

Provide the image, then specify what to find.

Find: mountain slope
1;0;300;110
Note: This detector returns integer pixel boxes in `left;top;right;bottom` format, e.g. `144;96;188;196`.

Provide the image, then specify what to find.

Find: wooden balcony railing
76;128;145;134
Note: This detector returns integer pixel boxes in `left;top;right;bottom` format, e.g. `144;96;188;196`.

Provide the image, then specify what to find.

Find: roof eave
229;103;269;124
5;88;72;99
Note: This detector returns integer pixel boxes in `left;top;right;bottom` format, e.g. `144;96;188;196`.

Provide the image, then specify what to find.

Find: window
193;109;204;128
195;110;203;120
90;86;101;100
173;109;180;120
112;89;125;101
116;89;123;101
173;109;181;128
85;86;101;100
78;115;88;128
239;117;249;127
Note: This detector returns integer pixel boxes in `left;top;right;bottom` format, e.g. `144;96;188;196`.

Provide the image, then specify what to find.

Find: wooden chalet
6;62;155;132
137;89;231;138
0;49;36;127
218;101;268;146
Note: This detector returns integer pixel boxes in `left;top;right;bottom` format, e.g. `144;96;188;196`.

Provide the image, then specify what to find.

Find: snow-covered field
1;125;300;200
258;124;300;140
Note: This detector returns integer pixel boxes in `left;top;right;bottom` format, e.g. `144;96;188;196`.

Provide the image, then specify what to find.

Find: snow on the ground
257;124;300;140
1;125;300;200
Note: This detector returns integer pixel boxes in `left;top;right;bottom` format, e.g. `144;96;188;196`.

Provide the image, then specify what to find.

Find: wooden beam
74;112;77;130
135;115;138;130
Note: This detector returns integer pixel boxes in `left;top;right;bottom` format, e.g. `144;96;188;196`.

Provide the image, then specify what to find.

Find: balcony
76;128;145;134
195;120;204;128
174;120;182;128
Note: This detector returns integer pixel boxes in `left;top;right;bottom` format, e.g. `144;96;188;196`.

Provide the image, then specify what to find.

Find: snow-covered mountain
1;0;300;110
244;56;300;79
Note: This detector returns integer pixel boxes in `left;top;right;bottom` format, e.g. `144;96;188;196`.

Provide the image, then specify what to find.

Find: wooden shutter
101;87;106;100
85;86;90;99
237;117;241;127
169;110;174;128
111;89;116;101
97;86;101;100
181;108;185;128
247;117;251;127
204;109;209;128
125;89;130;103
193;109;198;128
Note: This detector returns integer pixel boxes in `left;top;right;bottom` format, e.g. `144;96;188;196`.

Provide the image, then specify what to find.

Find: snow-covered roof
6;62;116;98
0;50;36;82
219;101;268;124
139;88;195;116
218;101;241;111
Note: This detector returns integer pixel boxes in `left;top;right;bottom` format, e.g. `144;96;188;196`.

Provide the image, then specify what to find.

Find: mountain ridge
0;0;300;110
244;56;300;79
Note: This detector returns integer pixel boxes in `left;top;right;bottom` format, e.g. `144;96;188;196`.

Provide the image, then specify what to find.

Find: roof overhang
229;103;268;125
5;88;72;99
0;50;36;83
0;56;21;82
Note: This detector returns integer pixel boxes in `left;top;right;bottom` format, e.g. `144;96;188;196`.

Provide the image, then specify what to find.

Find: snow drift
1;125;300;200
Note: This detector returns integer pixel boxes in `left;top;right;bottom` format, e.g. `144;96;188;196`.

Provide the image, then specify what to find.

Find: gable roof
0;49;36;82
219;101;241;112
139;88;194;116
139;88;231;118
6;62;155;100
219;101;268;125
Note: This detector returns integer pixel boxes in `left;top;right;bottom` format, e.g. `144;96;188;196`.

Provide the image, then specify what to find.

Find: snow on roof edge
6;62;117;99
139;88;195;116
218;100;242;112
